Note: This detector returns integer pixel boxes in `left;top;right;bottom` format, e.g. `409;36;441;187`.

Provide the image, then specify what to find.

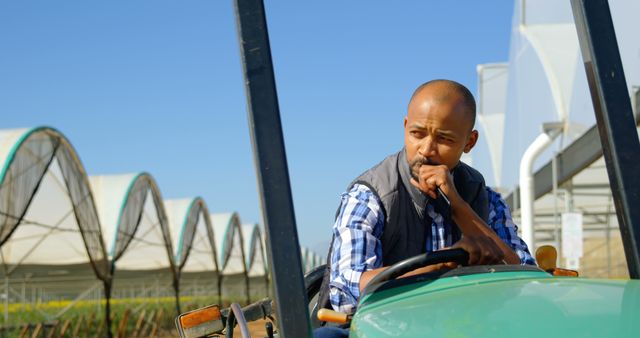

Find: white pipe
519;129;561;250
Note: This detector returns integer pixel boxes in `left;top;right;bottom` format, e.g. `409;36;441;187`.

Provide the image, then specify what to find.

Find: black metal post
232;0;312;337
571;0;640;278
104;282;113;338
217;273;223;306
105;264;115;338
174;275;181;315
245;270;251;304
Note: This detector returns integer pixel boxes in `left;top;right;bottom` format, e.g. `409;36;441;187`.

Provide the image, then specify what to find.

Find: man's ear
463;130;478;153
403;116;408;129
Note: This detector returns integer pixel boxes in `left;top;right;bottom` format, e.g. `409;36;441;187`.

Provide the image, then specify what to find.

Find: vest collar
398;148;430;217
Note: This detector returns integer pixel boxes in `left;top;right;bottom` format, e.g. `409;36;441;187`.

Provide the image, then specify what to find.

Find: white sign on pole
562;212;583;269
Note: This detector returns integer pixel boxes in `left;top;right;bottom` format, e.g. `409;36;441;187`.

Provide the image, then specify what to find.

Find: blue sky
0;1;515;254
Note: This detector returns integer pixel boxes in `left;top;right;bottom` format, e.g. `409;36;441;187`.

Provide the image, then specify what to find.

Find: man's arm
411;164;519;265
328;184;384;314
485;187;536;265
450;200;521;264
359;262;456;293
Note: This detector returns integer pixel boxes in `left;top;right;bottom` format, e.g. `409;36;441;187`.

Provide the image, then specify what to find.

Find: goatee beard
409;155;436;180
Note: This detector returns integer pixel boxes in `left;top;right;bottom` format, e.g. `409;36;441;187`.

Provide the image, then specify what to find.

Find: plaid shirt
329;184;535;314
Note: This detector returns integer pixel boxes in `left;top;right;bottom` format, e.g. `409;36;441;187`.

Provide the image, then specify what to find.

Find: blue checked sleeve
486;187;536;265
328;184;385;314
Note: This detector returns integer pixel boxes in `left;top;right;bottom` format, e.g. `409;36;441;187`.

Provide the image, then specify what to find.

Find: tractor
176;0;640;336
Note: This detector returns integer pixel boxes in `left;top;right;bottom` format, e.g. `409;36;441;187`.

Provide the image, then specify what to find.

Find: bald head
408;79;476;130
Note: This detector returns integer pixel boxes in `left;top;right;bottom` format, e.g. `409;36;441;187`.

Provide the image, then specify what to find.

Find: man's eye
410;131;424;137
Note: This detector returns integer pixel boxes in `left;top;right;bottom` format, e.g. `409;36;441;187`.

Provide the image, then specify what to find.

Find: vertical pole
217;274;222;306
552;154;560;249
233;0;312;336
95;285;99;314
174;277;181;315
3;277;8;325
606;195;612;278
245;272;250;305
571;0;640;278
104;281;113;338
21;278;25;312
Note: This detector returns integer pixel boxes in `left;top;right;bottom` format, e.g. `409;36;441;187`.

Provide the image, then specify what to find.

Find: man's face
404;86;478;179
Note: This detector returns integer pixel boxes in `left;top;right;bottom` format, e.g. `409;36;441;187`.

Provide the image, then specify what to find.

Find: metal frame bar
505;89;639;210
505;126;602;209
571;0;640;278
233;0;311;336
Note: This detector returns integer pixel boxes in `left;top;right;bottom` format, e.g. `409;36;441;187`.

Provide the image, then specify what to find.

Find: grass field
0;269;270;337
0;294;269;337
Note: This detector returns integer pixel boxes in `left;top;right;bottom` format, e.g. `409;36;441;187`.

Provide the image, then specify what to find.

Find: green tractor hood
352;267;640;337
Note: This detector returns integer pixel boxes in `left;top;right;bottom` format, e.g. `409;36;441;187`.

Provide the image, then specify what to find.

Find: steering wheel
363;248;470;294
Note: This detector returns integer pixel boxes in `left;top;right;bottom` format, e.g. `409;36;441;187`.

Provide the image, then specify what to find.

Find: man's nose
418;136;436;156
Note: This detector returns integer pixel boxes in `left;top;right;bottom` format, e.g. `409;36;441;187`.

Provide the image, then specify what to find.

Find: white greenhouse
0;127;109;322
0;126;279;328
475;0;640;277
211;212;249;304
241;223;268;301
165;197;220;309
90;172;178;313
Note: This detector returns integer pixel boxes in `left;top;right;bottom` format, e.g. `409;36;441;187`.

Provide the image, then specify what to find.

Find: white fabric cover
0;128;29;174
477;63;509;188
241;224;267;277
90;173;174;271
0;127;108;280
211;212;246;275
2;159;89;266
498;0;640;189
165;198;194;264
90;173;139;258
166;198;218;273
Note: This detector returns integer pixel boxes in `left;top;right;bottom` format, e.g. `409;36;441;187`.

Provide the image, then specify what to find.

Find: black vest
350;149;489;265
315;149;489;313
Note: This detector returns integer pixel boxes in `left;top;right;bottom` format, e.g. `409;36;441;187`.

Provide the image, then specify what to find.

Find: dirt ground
232;319;272;337
160;319;272;337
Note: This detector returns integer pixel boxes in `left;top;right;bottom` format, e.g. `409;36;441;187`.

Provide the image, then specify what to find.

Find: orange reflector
179;305;221;329
535;245;558;272
317;308;351;324
552;268;579;277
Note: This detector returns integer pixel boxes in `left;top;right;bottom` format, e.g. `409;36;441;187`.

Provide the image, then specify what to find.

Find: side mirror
175;298;275;338
536;245;558;271
175;304;224;338
535;245;579;277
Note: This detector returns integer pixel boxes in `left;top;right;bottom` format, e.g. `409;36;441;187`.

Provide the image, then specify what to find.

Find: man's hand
451;202;521;265
410;164;463;208
410;163;520;266
359;262;458;293
451;235;505;265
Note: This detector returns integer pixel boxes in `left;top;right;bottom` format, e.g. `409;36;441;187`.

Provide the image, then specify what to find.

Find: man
316;80;534;337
